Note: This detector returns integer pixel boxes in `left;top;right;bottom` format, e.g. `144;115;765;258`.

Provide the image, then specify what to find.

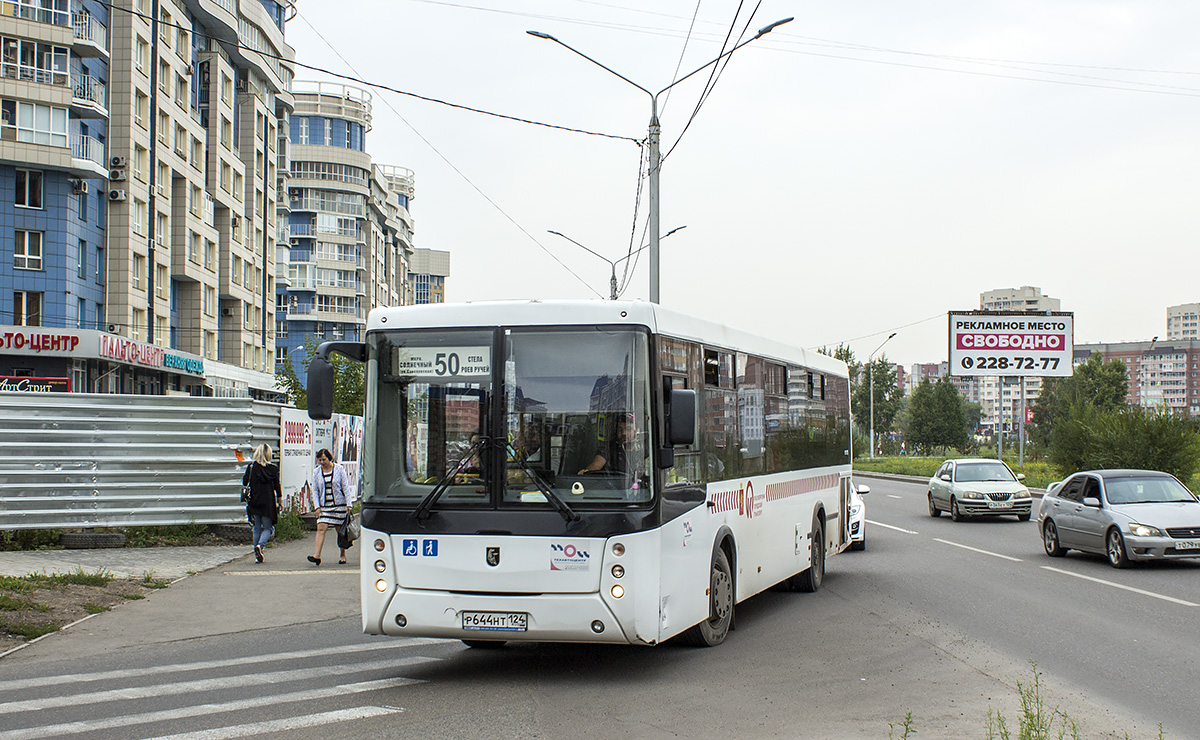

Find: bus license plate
987;501;1012;509
1174;540;1200;551
462;611;528;631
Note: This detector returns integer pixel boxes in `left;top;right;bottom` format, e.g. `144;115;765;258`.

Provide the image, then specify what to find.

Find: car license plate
1174;540;1200;551
987;500;1012;509
462;611;528;631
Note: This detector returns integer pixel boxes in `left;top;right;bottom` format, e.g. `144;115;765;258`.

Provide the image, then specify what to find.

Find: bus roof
367;300;848;378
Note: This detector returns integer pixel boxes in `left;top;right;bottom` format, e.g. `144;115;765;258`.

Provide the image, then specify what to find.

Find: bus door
839;476;851;548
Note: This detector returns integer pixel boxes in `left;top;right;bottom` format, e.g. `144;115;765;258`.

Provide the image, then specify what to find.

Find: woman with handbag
308;448;351;566
245;444;283;564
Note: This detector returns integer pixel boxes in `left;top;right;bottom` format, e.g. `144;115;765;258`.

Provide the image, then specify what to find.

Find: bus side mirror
307;355;334;420
668;389;696;446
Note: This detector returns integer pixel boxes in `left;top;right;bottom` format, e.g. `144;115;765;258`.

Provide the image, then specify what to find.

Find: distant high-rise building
1076;339;1200;418
1167;302;1200;341
977;286;1060;434
980;286;1061;313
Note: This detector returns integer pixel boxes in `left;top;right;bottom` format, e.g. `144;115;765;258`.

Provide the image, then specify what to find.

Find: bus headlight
374;539;386;551
612;542;625;556
375;579;388;592
375;560;387;573
610;584;625;599
611;564;624;579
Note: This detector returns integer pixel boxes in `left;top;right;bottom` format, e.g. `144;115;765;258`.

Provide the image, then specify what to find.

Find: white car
848;483;870;550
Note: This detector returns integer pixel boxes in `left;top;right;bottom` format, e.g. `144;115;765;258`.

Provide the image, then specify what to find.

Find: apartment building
1167;302;1199;341
278;82;448;373
977;286;1061;433
1076;339;1200;418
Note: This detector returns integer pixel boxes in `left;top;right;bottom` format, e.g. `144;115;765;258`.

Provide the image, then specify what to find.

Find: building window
136;36;148;73
1;100;68;146
156;264;167;299
15;169;42;208
14;230;43;270
77;297;86;329
14;291;41;326
135;90;148;128
96;246;104;284
132;308;145;341
204;239;215;270
78;238;87;278
78;187;87;220
132;253;145;289
133;198;147;235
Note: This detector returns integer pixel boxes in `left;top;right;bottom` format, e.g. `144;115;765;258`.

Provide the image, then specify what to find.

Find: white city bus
307;300;856;647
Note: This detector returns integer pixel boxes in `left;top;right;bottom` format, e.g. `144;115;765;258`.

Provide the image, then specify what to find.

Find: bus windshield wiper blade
508;443;580;524
413;435;489;522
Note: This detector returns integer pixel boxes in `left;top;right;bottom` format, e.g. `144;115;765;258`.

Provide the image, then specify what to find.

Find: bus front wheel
462;639;507;649
678;548;733;647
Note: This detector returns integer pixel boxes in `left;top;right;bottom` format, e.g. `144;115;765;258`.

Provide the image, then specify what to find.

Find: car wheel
950;497;963;522
1106;528;1131;569
791;518;825;593
928;493;941;518
1017;513;1031;522
678;547;734;646
1042;520;1066;557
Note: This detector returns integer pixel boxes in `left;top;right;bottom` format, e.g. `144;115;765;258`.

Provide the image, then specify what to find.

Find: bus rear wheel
678;548;733;647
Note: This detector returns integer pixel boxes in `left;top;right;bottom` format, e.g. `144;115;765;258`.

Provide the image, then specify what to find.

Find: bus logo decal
550;543;590;571
486;546;500;567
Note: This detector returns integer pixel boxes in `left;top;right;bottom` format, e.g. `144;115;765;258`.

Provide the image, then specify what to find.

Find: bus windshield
368;326;653;507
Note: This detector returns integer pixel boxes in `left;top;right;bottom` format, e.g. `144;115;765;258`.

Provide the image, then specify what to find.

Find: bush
1050;405;1200;481
0;529;62;552
274;509;306;542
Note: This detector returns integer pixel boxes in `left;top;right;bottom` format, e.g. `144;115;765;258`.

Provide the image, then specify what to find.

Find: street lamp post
547;226;686;300
868;332;897;460
528;18;792;303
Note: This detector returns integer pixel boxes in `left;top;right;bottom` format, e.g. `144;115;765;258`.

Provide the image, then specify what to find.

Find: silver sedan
927;458;1032;522
1039;469;1200;568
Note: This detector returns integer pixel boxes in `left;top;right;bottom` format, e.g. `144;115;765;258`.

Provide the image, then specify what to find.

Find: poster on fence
277;409;340;513
334;413;362;504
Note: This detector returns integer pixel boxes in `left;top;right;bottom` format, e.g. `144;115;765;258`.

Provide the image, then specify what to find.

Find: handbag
337;513;357;550
240;464;253;503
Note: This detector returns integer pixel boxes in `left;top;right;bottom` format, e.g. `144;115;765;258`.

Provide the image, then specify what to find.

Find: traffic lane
865;476;1200;601
853;479;1200;737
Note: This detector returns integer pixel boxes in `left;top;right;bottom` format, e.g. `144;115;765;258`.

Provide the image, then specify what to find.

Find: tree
819;344;858;385
1049;404;1200;481
906;379;938;451
932;377;969;451
851;354;901;442
1029;354;1128;447
274;336;365;416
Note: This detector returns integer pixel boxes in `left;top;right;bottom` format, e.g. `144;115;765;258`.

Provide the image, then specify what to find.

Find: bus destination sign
394;347;491;379
948;312;1074;378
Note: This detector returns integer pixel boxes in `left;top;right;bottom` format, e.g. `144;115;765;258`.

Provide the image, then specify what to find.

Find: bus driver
579;414;642;477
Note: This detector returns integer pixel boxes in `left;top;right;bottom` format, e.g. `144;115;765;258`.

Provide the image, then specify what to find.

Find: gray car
927;458;1032;522
1038;469;1200;568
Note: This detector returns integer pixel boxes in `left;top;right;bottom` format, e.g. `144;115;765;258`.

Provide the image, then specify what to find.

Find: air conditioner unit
290;238;299;246
231;216;240;228
186;63;195;76
109;169;126;181
221;307;233;317
108;189;127;202
235;78;247;93
110;156;127;168
71;179;89;194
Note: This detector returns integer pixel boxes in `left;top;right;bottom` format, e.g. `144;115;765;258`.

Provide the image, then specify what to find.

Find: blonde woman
243;443;282;563
308;448;350;566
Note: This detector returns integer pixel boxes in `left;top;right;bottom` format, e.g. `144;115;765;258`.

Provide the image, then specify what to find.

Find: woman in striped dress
308;448;351;566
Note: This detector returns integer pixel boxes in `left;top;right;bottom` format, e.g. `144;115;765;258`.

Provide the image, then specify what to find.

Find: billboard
949;312;1074;377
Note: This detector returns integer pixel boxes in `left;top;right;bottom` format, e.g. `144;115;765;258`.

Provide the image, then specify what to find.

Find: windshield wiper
507;443;580;524
413;435;490;523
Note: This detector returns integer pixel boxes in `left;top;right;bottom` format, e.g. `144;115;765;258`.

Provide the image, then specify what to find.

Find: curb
853;469;1047;498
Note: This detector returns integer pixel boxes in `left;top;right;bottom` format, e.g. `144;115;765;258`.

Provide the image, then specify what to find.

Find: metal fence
0;393;275;531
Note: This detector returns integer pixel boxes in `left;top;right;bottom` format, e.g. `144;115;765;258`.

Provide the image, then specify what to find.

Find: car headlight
1127;523;1164;538
849;504;862;517
961;491;984;499
1012;489;1030;499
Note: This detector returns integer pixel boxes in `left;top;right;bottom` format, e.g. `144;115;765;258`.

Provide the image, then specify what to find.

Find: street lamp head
754;17;794;39
526;30;556;41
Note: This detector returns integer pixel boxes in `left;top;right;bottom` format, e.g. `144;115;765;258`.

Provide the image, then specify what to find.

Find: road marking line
1;639;451;691
934;538;1023;562
223;570;359;576
1041;567;1199;607
0;656;438;713
0;678;417;740
867;520;918;535
887;495;902;499
136;706;401;740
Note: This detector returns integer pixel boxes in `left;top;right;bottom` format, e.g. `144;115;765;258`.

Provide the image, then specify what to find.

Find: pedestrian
308;448;350;566
243;443;282;564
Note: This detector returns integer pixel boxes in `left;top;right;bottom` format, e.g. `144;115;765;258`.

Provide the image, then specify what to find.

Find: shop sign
99;335;204;376
0;328;95;357
0;376;71;393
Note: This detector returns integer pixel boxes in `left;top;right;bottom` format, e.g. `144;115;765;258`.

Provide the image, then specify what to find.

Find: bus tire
677;547;733;647
462;639;507;649
791;518;825;593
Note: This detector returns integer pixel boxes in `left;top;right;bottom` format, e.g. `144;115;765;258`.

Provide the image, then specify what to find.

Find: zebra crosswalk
0;639;452;740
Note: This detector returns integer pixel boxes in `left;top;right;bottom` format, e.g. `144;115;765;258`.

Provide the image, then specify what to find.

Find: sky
284;0;1200;369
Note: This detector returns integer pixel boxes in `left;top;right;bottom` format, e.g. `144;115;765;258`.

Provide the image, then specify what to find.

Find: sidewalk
1;533;362;663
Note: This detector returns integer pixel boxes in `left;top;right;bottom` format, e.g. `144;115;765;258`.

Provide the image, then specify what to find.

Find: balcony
6;1;70;26
70;72;107;118
71;132;107;178
71;12;108;58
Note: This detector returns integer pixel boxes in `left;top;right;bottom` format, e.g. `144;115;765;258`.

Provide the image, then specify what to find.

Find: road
1;476;1195;739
